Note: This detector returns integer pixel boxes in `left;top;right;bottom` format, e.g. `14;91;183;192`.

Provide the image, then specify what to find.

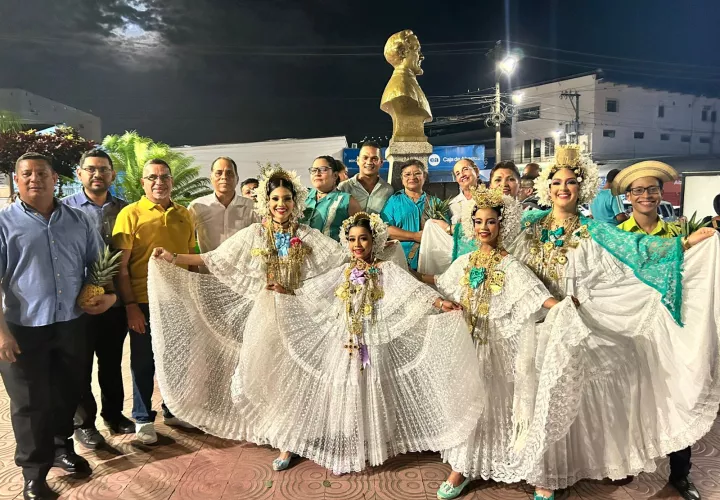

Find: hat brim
611;161;679;196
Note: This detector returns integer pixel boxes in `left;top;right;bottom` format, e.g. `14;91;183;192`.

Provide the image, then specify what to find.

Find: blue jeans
129;304;172;423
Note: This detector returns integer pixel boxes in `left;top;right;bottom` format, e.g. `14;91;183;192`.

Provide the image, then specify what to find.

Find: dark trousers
669;447;692;481
0;316;88;480
129;304;172;423
74;307;128;429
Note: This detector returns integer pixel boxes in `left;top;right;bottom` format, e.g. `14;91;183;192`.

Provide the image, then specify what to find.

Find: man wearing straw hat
612;160;698;500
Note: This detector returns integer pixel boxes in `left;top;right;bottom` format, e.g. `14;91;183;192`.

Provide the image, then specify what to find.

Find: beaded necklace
334;258;384;370
460;247;505;344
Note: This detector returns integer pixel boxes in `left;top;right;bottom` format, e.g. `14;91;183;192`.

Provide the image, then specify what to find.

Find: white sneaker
135;422;158;444
164;415;195;429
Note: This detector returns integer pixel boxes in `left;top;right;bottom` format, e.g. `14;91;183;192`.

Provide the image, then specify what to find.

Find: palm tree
102;131;212;205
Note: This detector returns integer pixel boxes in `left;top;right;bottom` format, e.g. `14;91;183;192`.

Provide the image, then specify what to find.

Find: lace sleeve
586;217;684;325
491;256;552;322
435;253;470;303
365;261;443;345
201;224;266;298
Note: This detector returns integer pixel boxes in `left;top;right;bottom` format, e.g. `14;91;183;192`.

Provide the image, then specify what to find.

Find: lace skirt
522;238;720;490
235;291;485;474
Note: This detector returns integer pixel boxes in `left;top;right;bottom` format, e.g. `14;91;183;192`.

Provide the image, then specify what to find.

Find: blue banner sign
342;145;485;182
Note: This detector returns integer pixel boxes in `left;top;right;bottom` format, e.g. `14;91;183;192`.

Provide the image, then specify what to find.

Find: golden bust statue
380;30;432;142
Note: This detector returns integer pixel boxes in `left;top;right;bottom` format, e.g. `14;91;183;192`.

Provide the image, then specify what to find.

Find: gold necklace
459;248;505;344
334;258;384;371
525;213;590;295
251;219;311;291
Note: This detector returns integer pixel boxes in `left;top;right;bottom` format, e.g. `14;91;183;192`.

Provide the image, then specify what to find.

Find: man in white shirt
189;157;258;254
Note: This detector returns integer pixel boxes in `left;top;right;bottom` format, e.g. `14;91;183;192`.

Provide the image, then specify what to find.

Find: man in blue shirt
63;149;134;450
590;168;628;225
0;152;115;500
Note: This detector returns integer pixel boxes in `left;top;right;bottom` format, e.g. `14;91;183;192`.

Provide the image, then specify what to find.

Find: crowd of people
0;141;719;500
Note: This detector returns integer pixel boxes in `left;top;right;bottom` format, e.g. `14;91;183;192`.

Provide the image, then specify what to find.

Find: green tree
102;131;212;205
0;126;95;177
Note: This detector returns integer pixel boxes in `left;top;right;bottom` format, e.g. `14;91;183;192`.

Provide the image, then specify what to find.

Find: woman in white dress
147;166;349;448
263;212;485;474
416;186;587;499
509;145;720;500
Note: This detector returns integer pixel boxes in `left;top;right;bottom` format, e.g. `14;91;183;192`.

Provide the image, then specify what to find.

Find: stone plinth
385;140;433;191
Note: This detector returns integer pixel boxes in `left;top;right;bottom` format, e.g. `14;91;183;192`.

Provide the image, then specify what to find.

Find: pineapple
680;211;711;237
424;197;452;221
77;246;123;308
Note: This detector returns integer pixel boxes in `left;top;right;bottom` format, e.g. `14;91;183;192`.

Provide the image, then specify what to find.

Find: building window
712;111;717;123
606;99;618;113
702;106;711;122
634;131;645;139
533;139;541;158
699;137;711;144
517;106;540;122
660;133;670;141
658;105;664;118
523;140;532;160
544;137;555;157
603;129;616;138
681;135;691;143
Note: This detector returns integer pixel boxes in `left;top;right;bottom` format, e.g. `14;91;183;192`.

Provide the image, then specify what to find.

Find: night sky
1;0;719;146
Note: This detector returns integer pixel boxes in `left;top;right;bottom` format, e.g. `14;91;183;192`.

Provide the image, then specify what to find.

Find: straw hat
611;160;679;196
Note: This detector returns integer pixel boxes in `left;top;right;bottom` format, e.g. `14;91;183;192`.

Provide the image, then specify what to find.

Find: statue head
384;30;423;75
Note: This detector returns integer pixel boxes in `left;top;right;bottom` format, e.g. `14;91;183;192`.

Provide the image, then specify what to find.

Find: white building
0;88;101;141
502;73;720;172
172;136;348;188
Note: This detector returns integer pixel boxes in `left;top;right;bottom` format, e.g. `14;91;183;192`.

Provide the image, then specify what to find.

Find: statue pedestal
385;140;433;191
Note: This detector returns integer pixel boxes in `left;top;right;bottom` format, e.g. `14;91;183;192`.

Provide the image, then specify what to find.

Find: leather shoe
52;452;91;476
669;476;701;500
23;479;57;500
74;427;105;449
104;415;135;435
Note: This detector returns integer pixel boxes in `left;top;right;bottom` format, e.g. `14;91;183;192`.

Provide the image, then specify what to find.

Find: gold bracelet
681;237;691;251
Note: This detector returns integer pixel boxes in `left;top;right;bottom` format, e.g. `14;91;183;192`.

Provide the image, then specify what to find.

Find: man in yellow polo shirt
613;160;699;500
113;158;197;445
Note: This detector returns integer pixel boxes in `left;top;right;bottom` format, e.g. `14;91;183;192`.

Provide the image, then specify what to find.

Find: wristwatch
171;252;178;264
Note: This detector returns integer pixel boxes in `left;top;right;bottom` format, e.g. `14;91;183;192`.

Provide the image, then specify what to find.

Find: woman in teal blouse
380;159;449;270
301;156;361;241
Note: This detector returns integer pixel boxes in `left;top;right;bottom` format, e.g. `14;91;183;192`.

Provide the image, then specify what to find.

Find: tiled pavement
1;341;719;499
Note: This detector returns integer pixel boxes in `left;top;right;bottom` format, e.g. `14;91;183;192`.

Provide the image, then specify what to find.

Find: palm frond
103;131;209;205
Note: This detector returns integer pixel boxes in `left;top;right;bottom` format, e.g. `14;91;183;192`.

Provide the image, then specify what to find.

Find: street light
498;55;518;74
512;92;524;104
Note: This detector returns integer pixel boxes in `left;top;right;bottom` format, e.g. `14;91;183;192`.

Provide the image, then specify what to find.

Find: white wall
592;83;720;160
0;88;102;141
507;74;597;163
172;136;348;188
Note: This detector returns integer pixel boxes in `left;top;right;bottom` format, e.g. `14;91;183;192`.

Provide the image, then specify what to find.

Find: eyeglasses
80;166;112;175
309;167;332;175
402;172;424;179
212;170;236;178
629;186;661;196
143;174;172;183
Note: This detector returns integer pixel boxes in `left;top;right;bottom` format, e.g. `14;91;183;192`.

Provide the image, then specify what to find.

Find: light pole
490;53;517;163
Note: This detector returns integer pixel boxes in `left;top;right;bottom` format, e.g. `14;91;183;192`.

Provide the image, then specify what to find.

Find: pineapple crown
88;246;123;286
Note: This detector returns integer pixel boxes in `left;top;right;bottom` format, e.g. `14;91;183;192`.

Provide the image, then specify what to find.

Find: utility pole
486;41;517;163
560;91;581;145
